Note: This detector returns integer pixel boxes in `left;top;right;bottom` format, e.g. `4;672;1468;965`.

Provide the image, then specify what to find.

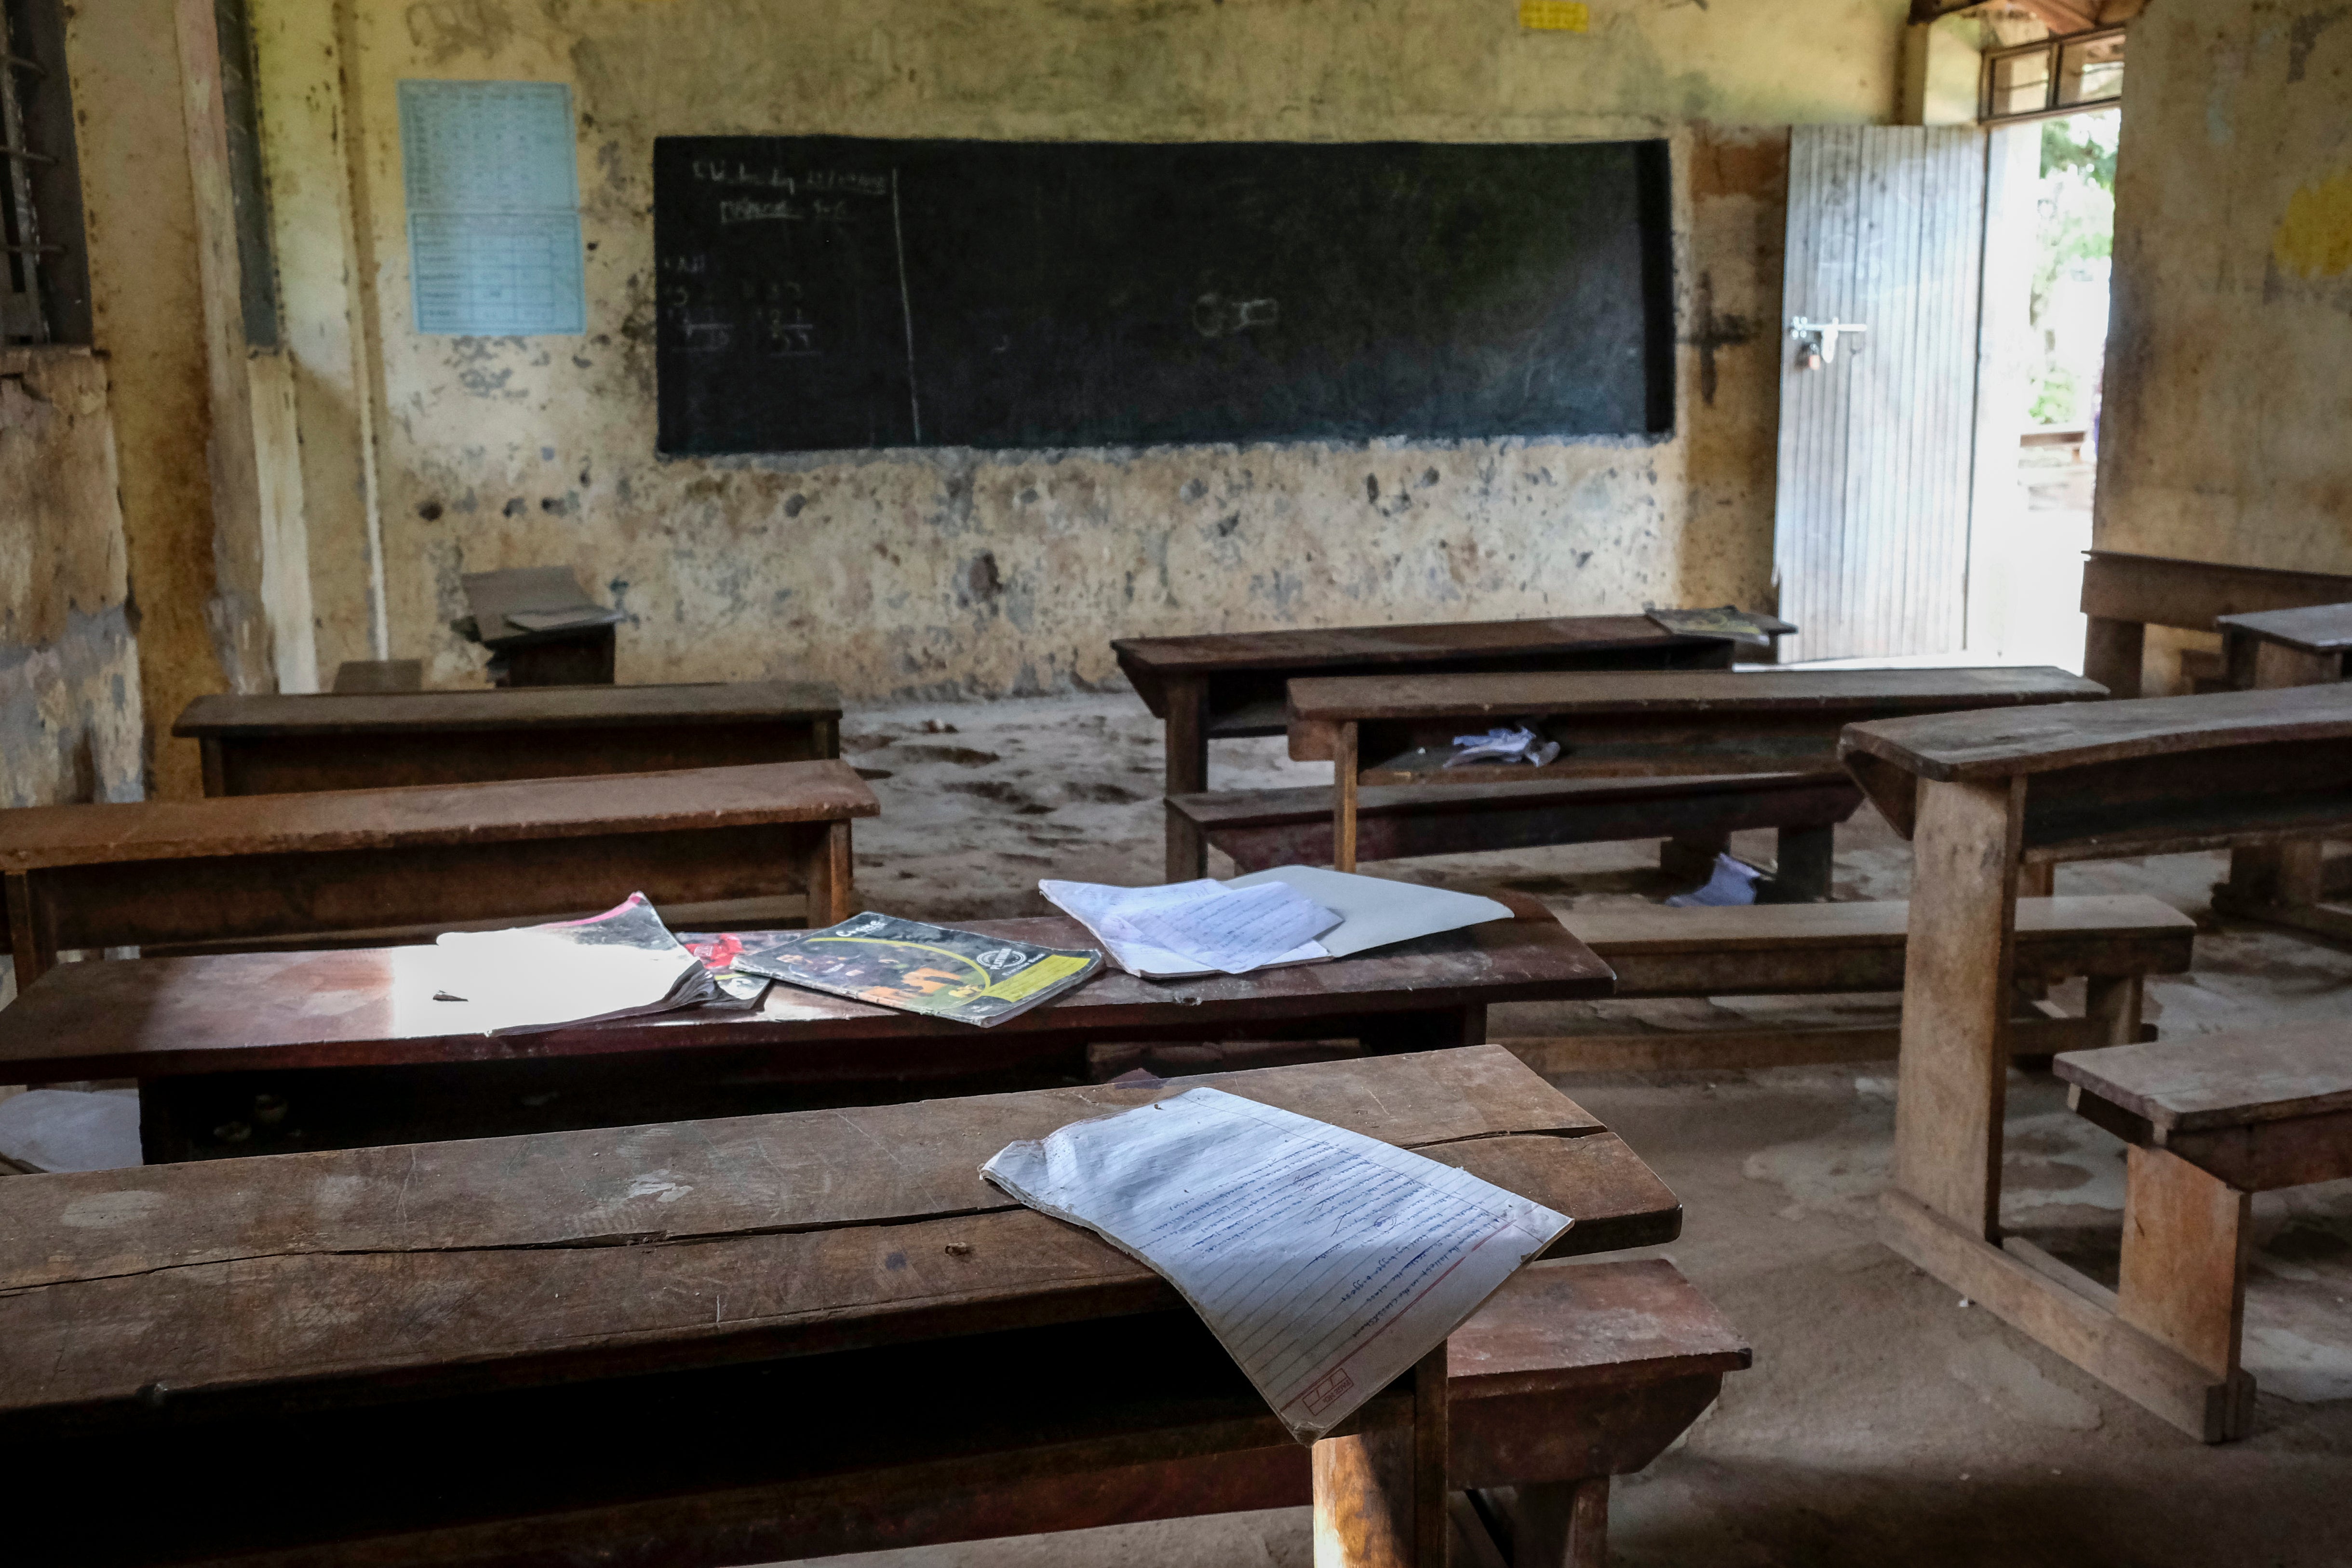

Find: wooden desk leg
1333;723;1359;874
198;737;228;797
1513;1476;1611;1568
1164;676;1210;882
1892;777;2025;1242
1774;824;1836;902
2082;616;2145;699
1311;1342;1450;1568
802;820;854;927
5;872;54;991
2115;1145;2256;1440
2085;973;2145;1045
2223;641;2341;914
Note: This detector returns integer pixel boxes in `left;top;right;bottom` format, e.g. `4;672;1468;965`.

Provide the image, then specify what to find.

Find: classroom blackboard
653;137;1673;456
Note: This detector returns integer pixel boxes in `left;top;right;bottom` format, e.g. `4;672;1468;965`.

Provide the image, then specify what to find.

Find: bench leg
1659;831;1728;883
2115;1144;2255;1439
1511;1476;1609;1568
5;871;54;991
1333;722;1360;874
2084;973;2145;1046
2083;616;2144;700
1773;824;1836;902
800;820;854;928
1311;1342;1450;1568
1165;677;1210;882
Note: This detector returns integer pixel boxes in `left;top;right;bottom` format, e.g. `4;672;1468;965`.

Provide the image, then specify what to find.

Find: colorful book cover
674;931;776;1007
726;912;1102;1027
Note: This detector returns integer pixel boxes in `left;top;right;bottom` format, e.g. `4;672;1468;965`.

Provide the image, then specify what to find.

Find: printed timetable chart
398;80;586;335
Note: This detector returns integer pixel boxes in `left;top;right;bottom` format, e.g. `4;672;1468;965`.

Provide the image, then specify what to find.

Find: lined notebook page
982;1087;1571;1440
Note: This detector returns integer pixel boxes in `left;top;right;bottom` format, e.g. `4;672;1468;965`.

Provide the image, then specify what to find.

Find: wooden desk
2080;549;2352;698
174;680;842;795
1288;666;2102;872
1114;614;1782;879
1839;683;2352;1440
0;761;875;988
0;1046;1681;1566
0;898;1611;1161
2210;604;2352;938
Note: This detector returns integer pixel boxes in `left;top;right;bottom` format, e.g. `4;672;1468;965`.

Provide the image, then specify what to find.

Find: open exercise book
1040;866;1512;979
984;1087;1572;1441
419;892;720;1035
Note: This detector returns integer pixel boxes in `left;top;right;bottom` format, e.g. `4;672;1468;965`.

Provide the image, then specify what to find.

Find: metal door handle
1789;317;1868;366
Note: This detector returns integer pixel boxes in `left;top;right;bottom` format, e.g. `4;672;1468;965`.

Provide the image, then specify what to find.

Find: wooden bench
2042;1024;2352;1441
1114;613;1783;880
1839;683;2352;1442
0;760;875;988
173;679;842;795
1169;770;1864;898
0;1047;1725;1568
1501;894;2193;1072
2081;548;2352;699
0;895;1610;1162
1288;666;2104;876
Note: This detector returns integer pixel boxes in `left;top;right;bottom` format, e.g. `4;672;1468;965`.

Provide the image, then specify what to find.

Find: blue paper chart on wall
398;80;586;336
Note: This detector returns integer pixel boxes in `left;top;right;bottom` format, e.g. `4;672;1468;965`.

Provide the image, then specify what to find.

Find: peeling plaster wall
2097;0;2352;574
278;0;1905;699
0;348;145;811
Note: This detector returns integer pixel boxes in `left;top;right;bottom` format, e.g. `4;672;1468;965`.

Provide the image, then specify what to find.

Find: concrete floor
788;689;2352;1568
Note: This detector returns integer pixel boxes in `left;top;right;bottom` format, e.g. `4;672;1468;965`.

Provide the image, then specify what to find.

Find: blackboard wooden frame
654;136;1674;456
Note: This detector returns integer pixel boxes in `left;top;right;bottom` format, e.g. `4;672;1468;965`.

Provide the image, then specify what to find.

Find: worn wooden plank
2079;549;2352;635
1287;667;2097;725
0;906;1610;1085
1567;893;2188;959
1502;1013;2137;1074
0;761;878;871
0;1046;1604;1291
0;1053;1677;1419
1839;680;2352;787
1172;773;1861;832
174;683;843;738
2053;1021;2352;1132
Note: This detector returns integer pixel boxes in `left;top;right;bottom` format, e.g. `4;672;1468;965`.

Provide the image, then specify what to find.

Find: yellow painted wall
242;0;1908;701
2097;0;2352;573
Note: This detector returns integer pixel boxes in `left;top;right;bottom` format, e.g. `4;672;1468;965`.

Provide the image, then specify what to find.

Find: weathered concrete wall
0;348;145;818
257;0;1904;698
2097;0;2352;574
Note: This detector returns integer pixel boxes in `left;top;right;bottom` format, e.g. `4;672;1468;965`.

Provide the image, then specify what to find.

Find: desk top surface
2056;1021;2352;1132
0;760;877;872
174;681;842;738
0;1045;1677;1422
1287;666;2098;725
2216;603;2352;654
0;903;1609;1081
1838;681;2352;786
1114;615;1737;678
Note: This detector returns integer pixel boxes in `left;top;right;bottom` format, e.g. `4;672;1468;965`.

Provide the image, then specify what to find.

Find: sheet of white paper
1122;882;1341;975
1225;867;1514;959
421;928;697;1034
1038;878;1326;978
982;1087;1571;1441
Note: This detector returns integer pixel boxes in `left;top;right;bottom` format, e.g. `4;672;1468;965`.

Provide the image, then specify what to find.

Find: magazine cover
674;931;776;1008
727;912;1102;1027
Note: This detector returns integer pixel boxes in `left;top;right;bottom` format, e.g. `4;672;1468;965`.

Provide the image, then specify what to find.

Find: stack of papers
1041;866;1513;979
421;893;717;1035
984;1086;1572;1441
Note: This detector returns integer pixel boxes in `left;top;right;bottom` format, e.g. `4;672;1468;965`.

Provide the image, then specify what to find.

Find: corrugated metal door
1774;126;1987;663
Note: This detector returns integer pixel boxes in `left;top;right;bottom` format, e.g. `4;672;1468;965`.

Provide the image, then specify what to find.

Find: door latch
1789;317;1868;368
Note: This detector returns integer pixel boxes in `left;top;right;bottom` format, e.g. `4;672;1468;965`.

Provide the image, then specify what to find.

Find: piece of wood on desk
0;1045;1678;1426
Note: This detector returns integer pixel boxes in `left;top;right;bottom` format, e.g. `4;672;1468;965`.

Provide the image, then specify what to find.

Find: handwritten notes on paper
1121;881;1341;976
983;1087;1572;1441
398;80;585;335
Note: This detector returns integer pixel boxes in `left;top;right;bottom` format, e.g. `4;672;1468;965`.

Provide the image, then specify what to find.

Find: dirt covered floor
787;690;2352;1568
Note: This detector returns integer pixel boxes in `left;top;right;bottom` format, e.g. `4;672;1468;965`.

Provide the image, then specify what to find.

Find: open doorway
1963;108;2119;670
